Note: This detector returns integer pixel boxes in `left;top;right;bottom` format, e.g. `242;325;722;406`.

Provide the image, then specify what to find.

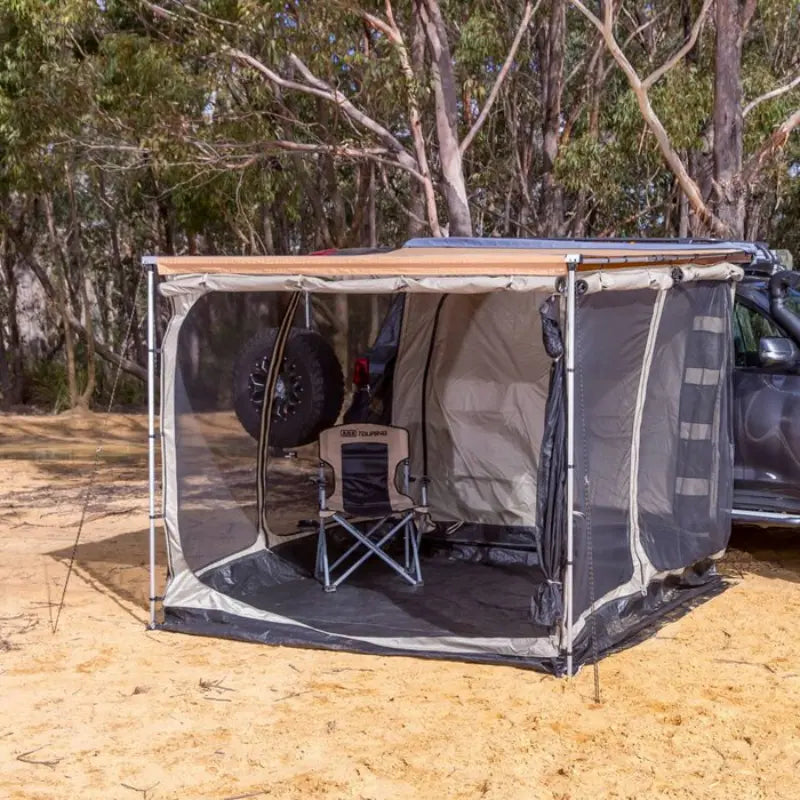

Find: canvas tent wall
146;242;745;675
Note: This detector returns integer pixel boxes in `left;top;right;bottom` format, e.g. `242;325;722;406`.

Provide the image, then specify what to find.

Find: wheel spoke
247;349;308;423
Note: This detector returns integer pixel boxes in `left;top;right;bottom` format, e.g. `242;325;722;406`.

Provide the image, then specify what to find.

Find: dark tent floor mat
163;539;727;675
198;535;552;641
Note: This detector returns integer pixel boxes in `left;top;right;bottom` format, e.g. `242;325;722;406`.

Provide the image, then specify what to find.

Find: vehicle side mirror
759;336;800;368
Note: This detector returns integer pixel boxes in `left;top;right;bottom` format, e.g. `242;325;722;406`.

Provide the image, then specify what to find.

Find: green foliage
25;359;72;412
2;0;800;410
651;65;712;151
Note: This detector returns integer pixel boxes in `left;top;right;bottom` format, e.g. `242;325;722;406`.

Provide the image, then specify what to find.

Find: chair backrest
319;424;413;515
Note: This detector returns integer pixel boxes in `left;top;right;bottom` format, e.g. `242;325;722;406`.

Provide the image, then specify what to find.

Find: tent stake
146;259;157;629
565;254;581;677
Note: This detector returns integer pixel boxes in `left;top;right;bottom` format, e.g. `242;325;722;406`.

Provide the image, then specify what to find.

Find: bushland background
1;0;798;410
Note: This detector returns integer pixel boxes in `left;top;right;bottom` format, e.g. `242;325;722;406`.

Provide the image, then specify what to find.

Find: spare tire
232;327;344;447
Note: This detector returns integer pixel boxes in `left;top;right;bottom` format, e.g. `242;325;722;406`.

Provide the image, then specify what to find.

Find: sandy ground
2;413;800;800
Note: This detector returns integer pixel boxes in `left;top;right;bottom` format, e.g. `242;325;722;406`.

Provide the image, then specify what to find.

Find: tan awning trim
154;246;750;277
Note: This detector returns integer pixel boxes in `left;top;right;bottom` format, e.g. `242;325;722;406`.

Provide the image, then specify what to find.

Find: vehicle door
732;298;800;512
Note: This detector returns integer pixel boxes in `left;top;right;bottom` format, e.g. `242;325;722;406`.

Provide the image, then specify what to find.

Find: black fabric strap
256;292;302;535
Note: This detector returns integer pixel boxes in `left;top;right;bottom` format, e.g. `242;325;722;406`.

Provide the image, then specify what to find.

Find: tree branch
570;0;727;236
743;107;800;181
26;256;146;382
459;0;539;155
418;0;473;235
222;47;419;173
195;138;428;182
358;1;442;234
743;74;800;117
642;0;713;90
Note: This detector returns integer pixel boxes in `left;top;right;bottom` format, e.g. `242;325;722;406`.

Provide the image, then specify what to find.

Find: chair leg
317;518;333;591
330;514;418;589
328;516;389;573
404;521;411;570
409;519;423;585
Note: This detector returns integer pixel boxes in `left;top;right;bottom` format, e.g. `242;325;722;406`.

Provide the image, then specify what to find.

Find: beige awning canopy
155;245;751;277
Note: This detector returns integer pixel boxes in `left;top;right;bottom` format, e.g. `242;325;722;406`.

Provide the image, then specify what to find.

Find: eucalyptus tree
133;0;541;237
568;0;799;238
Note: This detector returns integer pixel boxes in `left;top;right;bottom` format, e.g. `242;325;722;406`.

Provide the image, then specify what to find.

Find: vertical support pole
303;291;312;329
564;253;581;678
146;259;157;629
403;460;411;570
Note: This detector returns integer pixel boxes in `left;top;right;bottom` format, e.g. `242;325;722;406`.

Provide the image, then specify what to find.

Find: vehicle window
733;302;781;367
783;288;800;317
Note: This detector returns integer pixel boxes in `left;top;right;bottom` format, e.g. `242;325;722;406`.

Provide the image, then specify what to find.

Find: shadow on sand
49;528;167;621
722;524;800;584
45;521;800;631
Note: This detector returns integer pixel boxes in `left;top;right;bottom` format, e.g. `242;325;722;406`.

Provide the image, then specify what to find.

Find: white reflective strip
629;290;666;600
675;477;710;496
684;367;721;385
679;422;712;440
693;315;725;333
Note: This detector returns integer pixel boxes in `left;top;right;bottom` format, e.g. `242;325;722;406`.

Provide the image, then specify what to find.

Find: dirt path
1;412;800;799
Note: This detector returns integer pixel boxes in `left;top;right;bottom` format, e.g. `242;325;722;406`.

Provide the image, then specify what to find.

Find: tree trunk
419;0;472;236
712;0;746;237
367;164;377;248
679;180;690;237
0;323;11;408
262;205;275;254
66;167;95;410
43;193;79;408
300;164;334;249
58;270;79;409
319;100;348;247
78;275;96;409
539;0;566;235
406;12;433;238
26;252;147;382
0;232;24;405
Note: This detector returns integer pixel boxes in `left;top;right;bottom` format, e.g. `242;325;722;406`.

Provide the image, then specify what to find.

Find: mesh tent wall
146;243;745;675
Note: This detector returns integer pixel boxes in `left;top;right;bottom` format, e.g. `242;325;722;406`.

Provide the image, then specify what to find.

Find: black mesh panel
341;442;392;515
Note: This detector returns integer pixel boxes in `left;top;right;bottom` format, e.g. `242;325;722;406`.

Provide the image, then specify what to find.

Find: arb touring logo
341;428;388;438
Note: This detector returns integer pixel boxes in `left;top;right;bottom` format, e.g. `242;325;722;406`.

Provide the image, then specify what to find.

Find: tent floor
198;534;552;643
164;536;725;674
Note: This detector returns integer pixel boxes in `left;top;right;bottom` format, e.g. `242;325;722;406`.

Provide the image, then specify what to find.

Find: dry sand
1;412;800;800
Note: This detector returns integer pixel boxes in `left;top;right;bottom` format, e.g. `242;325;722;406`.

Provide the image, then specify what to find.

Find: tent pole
565;254;581;677
145;258;157;630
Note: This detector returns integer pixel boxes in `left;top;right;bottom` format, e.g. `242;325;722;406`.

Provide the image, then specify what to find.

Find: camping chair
315;423;427;592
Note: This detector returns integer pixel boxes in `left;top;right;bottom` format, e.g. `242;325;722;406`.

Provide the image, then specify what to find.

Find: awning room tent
145;239;747;675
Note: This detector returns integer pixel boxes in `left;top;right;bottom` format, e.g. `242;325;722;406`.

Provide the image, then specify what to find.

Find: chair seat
321;497;416;518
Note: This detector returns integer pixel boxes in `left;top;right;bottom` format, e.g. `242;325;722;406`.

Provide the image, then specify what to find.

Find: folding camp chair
315;423;427;592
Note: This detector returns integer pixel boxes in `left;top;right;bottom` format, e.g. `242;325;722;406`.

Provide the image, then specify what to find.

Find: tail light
353;357;370;388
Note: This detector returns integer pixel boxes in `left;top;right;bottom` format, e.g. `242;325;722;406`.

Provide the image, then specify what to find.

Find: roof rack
405;236;785;276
